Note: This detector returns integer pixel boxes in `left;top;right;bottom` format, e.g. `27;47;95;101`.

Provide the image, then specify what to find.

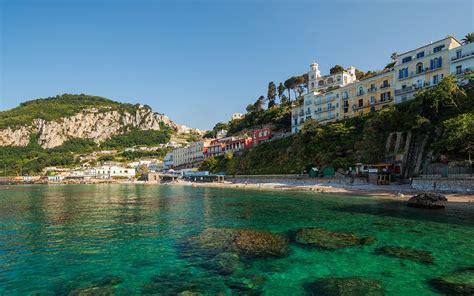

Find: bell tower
308;62;321;91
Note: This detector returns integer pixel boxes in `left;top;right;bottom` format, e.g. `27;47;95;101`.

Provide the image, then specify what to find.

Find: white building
291;63;357;133
231;113;244;120
449;42;474;85
307;63;357;92
163;141;207;169
95;166;135;180
393;36;461;103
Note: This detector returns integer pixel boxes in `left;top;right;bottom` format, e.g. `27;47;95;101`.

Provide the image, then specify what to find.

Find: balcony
367;87;377;93
395;86;413;95
398;67;442;81
380;83;391;89
451;51;474;61
305;110;311;116
298;111;304;117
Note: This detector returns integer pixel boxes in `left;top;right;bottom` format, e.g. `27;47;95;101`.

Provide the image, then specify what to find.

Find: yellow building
394;36;461;103
339;70;395;119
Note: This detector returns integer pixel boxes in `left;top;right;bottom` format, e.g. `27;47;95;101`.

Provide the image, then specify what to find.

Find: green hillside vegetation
0;127;173;176
0;93;141;128
200;76;474;175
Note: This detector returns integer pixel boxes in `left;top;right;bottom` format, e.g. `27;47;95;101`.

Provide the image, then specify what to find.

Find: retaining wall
411;177;474;193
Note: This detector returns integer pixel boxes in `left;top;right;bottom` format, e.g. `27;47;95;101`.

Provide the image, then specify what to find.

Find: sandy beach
170;180;474;203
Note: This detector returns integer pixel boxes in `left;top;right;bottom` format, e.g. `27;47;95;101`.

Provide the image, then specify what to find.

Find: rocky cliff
0;104;192;149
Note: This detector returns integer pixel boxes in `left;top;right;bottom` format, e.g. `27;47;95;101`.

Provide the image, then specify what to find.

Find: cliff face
0;106;188;148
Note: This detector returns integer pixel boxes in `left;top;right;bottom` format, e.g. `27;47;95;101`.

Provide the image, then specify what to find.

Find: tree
277;83;285;103
391;52;398;61
439;113;474;165
416;75;465;118
284;77;295;101
267;82;277;108
246;103;255;113
461;33;474;44
254;96;265;111
354;69;365;80
329;65;344;74
280;94;289;106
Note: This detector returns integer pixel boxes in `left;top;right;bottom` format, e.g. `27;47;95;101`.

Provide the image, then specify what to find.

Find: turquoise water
0;184;473;295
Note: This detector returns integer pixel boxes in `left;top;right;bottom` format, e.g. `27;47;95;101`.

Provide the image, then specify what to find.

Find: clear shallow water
0;184;473;295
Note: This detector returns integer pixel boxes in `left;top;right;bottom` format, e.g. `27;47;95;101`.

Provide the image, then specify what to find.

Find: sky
0;0;473;130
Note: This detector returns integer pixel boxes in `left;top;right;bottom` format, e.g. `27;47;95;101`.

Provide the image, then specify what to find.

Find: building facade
449;42;474;85
95;166;136;179
252;128;272;146
339;70;394;119
164;141;207;170
204;136;253;158
394;36;461;103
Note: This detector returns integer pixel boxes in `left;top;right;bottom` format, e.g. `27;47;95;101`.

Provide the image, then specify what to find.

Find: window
358;86;364;95
433;75;439;85
343;91;349;99
382;80;389;87
456;65;462;74
430;57;442;70
380;92;391;102
416;62;424;74
327;77;334;84
433;45;445;53
456;50;462;59
402;56;412;63
416;51;425;58
311;82;314;89
358;99;363;107
398;68;408;79
318;80;324;86
337;75;341;82
370;96;375;104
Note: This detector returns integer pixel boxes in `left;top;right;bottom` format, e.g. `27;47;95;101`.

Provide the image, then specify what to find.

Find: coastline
171;180;474;203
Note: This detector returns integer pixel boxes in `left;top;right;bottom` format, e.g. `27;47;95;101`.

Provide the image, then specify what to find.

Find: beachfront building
95;165;135;180
393;36;461;103
204;136;253;158
163;141;211;170
163;153;174;170
449;42;474;85
339;70;394;119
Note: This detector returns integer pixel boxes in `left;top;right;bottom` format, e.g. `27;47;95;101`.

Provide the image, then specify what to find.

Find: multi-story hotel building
339;70;394;119
449;42;474;85
292;63;357;133
393;36;461;103
291;35;469;134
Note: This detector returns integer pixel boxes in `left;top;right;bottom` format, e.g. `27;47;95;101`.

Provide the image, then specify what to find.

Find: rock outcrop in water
374;246;434;264
303;277;385;296
182;228;290;259
292;228;375;250
407;192;447;209
429;267;474;295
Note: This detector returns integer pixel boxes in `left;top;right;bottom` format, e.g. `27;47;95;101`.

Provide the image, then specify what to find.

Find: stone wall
226;174;367;186
411;177;474;193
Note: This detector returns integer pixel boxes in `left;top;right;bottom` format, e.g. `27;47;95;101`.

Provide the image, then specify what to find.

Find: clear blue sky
1;0;472;129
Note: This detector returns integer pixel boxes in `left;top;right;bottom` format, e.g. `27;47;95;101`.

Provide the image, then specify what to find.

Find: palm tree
461;33;474;45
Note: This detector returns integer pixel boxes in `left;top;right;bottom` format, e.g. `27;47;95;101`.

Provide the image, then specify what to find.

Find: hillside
0;94;191;148
201;77;474;177
0;94;197;175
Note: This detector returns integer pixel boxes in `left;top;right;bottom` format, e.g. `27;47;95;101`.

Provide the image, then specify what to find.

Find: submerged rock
142;271;226;295
67;275;124;296
374;246;434;264
429;267;474;295
407;192;447;209
303;277;385;296
201;252;244;275
293;228;375;250
225;273;266;295
182;228;290;259
234;229;290;258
